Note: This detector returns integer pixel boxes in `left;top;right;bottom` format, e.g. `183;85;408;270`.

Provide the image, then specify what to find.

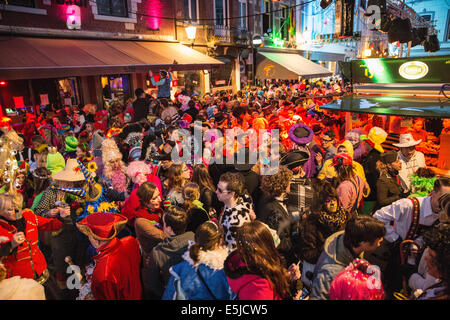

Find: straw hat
52;158;85;182
76;212;127;241
393;133;422;148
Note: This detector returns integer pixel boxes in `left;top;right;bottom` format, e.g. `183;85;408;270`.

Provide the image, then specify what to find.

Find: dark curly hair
423;226;450;295
260;166;293;199
312;179;339;213
218;172;245;199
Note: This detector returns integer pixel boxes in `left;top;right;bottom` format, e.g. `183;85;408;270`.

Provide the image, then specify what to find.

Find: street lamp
185;25;197;47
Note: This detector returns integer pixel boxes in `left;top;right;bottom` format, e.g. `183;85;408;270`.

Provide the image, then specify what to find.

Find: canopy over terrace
255;52;333;80
320;94;450;118
0;37;224;80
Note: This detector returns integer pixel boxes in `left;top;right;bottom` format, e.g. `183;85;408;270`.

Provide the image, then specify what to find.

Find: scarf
1;216;26;233
134;206;163;224
318;207;347;233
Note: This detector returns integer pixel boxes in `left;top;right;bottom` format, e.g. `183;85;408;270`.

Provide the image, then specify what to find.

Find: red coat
224;251;281;300
0;209;63;279
91;236;142;300
120;168;162;224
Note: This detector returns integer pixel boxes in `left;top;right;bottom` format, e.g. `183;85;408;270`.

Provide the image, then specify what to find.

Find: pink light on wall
146;0;163;30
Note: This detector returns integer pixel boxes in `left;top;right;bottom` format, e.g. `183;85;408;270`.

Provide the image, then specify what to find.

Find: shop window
101;75;131;104
97;0;128;18
3;0;35;7
57;78;81;107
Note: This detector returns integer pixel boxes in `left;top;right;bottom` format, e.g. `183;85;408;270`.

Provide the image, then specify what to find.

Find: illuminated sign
56;0;87;7
398;61;429;80
350;55;450;84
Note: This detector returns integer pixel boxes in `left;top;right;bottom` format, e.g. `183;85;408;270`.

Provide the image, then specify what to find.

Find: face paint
325;198;338;213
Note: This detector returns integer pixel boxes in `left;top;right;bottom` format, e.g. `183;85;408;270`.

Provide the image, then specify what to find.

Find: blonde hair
0;194;13;214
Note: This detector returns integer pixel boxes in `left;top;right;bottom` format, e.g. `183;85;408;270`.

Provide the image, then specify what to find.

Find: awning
255;52;333;80
320;94;450;118
0;37;224;80
308;51;346;62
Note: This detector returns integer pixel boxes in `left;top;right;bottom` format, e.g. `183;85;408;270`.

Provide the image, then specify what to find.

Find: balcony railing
205;24;250;45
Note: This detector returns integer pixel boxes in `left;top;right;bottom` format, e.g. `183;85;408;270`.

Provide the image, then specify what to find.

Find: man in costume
76;211;142;300
369;177;450;297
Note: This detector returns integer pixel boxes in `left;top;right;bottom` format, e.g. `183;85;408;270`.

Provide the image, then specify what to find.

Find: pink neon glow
146;0;162;30
69;15;75;21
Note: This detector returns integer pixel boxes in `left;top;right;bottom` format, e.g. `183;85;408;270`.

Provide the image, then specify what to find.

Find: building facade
404;0;450;56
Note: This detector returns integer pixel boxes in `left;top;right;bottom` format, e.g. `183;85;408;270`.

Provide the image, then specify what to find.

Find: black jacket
376;171;407;208
231;169;261;205
143;231;195;299
199;188;222;216
362;147;382;201
257;196;298;265
133;98;150;122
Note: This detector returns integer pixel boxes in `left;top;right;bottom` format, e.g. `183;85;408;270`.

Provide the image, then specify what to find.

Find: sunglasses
217;188;231;194
321;138;333;142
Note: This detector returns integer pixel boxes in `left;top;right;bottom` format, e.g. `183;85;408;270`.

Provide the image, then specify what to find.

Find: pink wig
329;258;385;300
111;170;128;194
126;161;152;185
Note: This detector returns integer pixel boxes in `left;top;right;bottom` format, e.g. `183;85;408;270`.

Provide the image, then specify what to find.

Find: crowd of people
0;74;448;301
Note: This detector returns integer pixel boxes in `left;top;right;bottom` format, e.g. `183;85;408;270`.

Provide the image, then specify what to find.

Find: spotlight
320;0;333;9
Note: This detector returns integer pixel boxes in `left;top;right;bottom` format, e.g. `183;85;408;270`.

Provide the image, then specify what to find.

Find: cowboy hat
393;133;422;148
280;150;310;170
76;212;127;241
51;158;85;182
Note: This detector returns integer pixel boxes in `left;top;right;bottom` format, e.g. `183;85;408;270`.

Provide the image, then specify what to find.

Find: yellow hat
368;127;388;153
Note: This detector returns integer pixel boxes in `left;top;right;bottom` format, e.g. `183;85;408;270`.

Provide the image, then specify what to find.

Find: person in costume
329;258;385;300
100;138;129;195
394;133;427;193
317;140;368;184
49;159;121;222
409;168;437;198
288;123;319;178
76;142;94;166
375;151;408;208
369;177;450;297
63;136;79;160
0;193;68;299
162;221;235;300
0;128;27;210
76;211;142;300
361;126;388;214
33;158;88;293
